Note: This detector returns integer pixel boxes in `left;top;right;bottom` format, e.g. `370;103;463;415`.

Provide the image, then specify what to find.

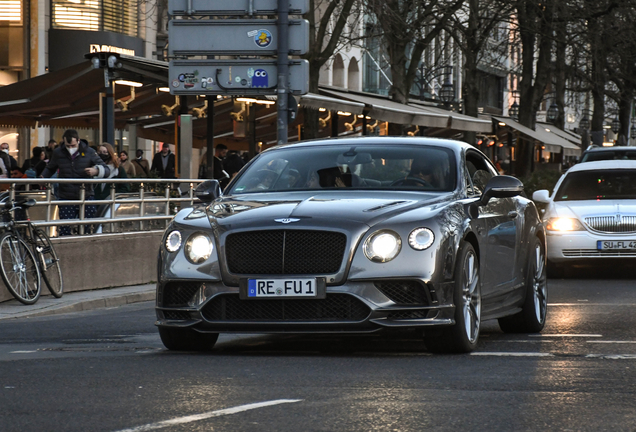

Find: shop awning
320;88;449;128
409;102;493;133
298;93;365;115
494;116;582;157
536;122;582;147
0;54;170;130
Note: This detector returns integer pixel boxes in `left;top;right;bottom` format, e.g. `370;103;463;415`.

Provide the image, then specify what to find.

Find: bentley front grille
162;282;201;307
225;230;347;275
374;280;430;305
201;293;370;322
585;216;636;233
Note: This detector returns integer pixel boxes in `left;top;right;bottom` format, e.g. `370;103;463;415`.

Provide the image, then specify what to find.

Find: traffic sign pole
277;0;289;145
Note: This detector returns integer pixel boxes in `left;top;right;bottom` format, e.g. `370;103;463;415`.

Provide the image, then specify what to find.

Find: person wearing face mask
41;129;110;236
0;142;17;171
95;143;130;201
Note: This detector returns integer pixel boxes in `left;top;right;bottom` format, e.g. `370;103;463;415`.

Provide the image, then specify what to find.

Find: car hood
206;191;451;230
550;200;636;219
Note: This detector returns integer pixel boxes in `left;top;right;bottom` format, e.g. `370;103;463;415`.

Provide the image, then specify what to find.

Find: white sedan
533;160;636;275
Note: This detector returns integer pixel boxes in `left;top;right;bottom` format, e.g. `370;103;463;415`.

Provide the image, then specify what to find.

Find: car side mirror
468;175;524;218
195;180;221;203
532;190;551;204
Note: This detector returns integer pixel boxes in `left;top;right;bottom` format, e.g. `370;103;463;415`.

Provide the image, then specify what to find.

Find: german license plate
247;278;317;298
597;240;636;250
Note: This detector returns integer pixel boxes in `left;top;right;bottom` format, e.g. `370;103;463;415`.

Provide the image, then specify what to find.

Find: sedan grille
225;230;347;275
585;216;636;233
201;294;370;322
563;249;636;257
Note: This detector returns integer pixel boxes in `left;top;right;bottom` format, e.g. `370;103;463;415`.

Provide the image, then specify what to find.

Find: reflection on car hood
207;191;449;229
552;200;636;219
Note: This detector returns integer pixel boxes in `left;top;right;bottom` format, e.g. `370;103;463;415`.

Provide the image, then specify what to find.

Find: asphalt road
1;267;636;432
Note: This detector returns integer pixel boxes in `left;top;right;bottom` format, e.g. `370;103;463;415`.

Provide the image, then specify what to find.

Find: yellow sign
90;44;135;56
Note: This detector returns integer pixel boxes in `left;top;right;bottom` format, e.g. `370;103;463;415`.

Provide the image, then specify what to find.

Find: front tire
33;228;63;298
425;242;481;353
159;327;219;351
0;232;41;305
498;237;548;333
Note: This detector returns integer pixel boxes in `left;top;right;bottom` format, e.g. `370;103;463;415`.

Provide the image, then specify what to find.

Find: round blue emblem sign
254;29;273;48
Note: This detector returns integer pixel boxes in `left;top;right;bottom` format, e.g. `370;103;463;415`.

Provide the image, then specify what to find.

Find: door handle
508;211;518;219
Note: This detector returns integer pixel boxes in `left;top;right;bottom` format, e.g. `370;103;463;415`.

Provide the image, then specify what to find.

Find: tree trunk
515;0;553;178
304;66;322;139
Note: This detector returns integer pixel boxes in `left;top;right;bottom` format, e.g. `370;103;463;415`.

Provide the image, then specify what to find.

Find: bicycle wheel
32;228;63;298
0;232;41;305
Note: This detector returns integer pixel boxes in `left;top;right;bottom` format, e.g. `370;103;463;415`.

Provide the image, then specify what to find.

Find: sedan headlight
185;234;213;263
364;230;401;262
165;230;182;252
408;228;435;250
545;217;586;231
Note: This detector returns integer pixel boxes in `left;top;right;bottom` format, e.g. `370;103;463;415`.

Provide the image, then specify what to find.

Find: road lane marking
471;352;554;357
549;303;636;306
586;354;636;360
529;334;602;337
9;351;37;354
587;341;636;344
113;399;302;432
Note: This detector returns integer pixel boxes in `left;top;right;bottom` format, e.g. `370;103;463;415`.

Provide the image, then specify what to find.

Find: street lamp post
611;115;620;134
415;64;455;104
509;101;519;121
546;102;558;124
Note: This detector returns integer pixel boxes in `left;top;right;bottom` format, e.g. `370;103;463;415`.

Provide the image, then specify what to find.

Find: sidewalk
0;284;156;321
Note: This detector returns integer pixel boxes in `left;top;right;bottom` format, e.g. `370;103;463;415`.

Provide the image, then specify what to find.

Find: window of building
52;0;138;37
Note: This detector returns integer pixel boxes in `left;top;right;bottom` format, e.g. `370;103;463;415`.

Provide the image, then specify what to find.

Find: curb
0;290;155;321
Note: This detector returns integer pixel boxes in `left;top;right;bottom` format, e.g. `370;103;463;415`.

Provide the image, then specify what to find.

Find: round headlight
363;230;402;262
165;230;182;252
408;228;434;250
185;234;213;264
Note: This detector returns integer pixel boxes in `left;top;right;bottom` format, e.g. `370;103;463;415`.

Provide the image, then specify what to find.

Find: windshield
581;150;636;162
227;144;457;194
555;169;636;201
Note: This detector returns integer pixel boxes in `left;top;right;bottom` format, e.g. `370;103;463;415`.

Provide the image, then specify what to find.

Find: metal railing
0;178;206;236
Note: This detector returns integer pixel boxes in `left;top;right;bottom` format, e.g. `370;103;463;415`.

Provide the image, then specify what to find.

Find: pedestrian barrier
0;178;205;236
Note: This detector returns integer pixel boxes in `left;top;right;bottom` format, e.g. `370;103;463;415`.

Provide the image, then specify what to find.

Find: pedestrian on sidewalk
132;149;150;177
151;143;176;178
95;143;130;201
41;129;110;236
119;150;137;178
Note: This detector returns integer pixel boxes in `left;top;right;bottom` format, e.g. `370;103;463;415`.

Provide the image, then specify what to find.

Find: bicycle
0;198;63;304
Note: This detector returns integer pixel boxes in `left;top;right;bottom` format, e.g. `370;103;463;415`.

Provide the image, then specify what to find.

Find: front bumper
547;230;636;262
155;278;455;333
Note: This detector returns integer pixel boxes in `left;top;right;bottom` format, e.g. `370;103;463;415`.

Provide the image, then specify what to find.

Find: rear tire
0;232;41;305
33;228;63;298
498;237;548;333
159;327;219;351
424;242;481;353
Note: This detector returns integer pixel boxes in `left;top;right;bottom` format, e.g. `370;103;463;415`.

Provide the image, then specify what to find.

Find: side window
465;162;477;196
465;152;496;195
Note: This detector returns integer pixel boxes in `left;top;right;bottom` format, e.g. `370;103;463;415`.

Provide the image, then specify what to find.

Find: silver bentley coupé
156;137;547;353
